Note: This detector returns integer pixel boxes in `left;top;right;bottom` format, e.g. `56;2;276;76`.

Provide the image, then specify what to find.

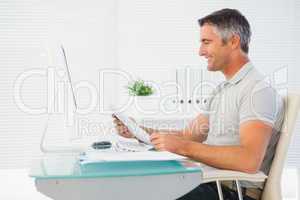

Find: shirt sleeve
239;82;284;127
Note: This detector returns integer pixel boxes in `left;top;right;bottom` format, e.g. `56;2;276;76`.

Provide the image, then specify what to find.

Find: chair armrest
198;164;267;183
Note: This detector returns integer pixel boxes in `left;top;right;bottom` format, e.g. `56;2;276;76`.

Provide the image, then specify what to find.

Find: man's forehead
200;24;218;37
200;24;216;34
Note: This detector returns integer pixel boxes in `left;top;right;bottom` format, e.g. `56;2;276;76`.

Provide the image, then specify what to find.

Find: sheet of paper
115;140;153;152
113;113;151;144
80;151;187;164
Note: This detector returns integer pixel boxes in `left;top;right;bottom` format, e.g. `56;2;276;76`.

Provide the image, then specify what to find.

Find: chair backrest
261;93;300;200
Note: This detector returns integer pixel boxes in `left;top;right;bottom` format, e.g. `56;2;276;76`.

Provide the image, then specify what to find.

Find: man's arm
151;120;273;173
113;114;209;143
141;114;209;143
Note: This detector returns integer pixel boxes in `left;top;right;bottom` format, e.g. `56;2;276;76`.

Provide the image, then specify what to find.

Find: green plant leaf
126;80;154;96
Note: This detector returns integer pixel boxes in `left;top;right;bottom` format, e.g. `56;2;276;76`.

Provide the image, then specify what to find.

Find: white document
115;139;153;152
80;151;187;164
113;113;151;145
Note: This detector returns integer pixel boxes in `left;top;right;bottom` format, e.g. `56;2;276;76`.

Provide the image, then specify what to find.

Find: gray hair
198;8;251;54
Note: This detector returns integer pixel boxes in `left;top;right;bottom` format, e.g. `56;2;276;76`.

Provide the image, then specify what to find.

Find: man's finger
151;138;161;145
154;144;165;151
117;127;129;134
113;119;123;126
150;133;161;140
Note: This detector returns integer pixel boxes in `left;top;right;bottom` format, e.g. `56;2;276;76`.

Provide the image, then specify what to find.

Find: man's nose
199;45;205;57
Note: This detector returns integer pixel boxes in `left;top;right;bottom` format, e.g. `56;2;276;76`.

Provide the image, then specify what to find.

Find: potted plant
127;80;154;96
126;80;156;114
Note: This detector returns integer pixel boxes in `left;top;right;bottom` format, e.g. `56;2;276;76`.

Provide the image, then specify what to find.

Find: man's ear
230;34;241;50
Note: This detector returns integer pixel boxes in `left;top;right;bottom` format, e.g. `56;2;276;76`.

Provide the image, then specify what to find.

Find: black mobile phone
91;141;112;150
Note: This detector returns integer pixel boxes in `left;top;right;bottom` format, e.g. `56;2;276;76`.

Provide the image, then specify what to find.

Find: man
113;8;284;200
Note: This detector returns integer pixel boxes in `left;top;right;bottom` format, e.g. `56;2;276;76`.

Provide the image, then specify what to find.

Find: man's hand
112;115;134;138
150;132;187;155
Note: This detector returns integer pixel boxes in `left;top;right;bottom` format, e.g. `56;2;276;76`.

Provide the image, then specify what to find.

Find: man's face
199;24;232;71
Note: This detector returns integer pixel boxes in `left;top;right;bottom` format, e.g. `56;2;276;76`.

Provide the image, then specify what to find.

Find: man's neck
222;54;249;80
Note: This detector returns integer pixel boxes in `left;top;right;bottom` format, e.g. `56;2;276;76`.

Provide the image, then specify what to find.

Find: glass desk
30;153;202;200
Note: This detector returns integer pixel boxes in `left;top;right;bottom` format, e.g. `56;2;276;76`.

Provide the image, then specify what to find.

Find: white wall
0;0;117;168
0;0;299;169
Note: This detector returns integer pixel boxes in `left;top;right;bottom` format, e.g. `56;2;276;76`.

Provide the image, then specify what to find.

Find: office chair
261;93;300;200
200;93;300;200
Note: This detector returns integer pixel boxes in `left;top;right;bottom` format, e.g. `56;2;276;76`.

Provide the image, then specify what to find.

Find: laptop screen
61;45;78;109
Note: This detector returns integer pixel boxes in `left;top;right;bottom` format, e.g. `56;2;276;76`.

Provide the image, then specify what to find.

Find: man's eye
201;40;209;45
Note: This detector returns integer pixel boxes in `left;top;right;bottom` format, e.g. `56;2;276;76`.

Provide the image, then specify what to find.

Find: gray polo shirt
201;62;285;188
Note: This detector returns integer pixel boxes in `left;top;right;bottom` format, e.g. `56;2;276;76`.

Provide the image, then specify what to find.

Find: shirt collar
227;62;254;85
